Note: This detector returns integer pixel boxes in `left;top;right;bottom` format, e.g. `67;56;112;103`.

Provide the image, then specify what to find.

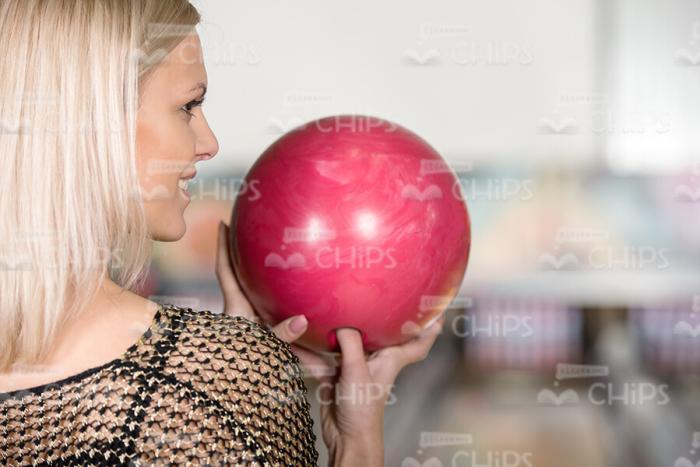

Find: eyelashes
181;96;206;118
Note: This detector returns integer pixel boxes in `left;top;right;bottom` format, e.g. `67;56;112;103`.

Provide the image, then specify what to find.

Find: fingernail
289;315;308;333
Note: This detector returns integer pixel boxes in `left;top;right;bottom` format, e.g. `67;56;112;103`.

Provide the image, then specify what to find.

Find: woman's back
0;304;319;465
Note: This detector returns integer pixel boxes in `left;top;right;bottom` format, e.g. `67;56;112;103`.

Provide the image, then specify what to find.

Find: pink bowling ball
229;115;470;353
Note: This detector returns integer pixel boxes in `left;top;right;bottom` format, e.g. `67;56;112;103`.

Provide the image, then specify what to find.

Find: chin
152;217;187;242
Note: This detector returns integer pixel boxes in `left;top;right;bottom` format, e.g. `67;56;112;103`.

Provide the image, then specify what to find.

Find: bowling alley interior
138;1;700;466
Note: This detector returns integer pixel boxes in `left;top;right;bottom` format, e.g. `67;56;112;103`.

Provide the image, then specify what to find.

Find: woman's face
135;33;218;241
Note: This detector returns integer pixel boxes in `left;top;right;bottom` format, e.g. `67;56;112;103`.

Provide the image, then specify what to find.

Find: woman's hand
290;318;445;467
215;220;309;342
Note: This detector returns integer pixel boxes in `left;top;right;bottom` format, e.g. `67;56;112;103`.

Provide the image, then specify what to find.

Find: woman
0;1;444;465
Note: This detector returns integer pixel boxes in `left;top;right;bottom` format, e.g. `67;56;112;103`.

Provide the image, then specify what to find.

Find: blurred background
138;1;700;465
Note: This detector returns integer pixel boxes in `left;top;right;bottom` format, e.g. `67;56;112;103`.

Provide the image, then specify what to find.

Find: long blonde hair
0;0;201;372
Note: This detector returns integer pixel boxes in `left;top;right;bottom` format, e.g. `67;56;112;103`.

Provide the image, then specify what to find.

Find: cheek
136;113;194;193
135;120;156;181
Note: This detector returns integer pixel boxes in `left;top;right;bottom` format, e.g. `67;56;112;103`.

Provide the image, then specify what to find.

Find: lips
180;169;197;181
178;169;197;192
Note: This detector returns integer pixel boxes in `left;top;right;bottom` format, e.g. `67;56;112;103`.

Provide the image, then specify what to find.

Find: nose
194;114;219;161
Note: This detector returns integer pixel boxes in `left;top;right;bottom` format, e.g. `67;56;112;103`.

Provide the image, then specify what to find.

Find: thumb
335;328;370;381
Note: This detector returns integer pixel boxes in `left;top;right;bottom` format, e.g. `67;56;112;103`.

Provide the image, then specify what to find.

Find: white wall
192;0;601;174
603;0;700;173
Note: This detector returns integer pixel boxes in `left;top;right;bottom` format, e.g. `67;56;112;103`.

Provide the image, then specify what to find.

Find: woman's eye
181;97;205;118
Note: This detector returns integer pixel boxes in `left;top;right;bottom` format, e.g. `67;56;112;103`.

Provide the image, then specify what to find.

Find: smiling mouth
178;168;197;201
177;178;193;202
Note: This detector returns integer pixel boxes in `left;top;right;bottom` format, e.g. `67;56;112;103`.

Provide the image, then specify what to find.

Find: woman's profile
0;1;444;465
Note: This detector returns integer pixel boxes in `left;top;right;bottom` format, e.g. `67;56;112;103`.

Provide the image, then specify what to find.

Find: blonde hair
0;0;201;372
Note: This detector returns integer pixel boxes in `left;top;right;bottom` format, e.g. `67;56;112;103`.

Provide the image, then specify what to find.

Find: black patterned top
0;304;319;466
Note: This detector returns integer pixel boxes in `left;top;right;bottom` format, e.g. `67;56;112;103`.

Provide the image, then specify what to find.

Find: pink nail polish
289;315;308;333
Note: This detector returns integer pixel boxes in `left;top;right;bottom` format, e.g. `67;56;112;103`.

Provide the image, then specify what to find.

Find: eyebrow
187;82;207;97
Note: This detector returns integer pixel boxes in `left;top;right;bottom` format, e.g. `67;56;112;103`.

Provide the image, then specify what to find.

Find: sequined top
0;304;319;466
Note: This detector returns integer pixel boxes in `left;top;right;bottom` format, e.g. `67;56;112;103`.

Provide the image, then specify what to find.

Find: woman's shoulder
139;303;318;463
143;303;308;388
153;304;302;368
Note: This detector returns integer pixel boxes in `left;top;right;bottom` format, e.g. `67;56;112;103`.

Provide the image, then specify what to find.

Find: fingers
215;221;256;320
394;317;443;366
335;328;370;381
371;316;444;384
271;314;308;343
